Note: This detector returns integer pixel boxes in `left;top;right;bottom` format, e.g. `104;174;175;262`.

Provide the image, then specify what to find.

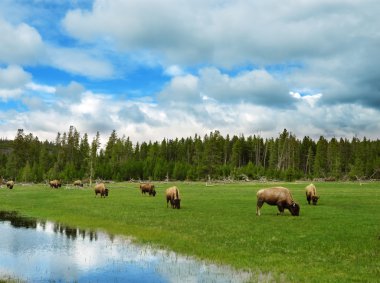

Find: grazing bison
73;180;83;187
256;187;300;216
305;183;319;205
166;186;181;209
139;183;156;196
94;183;108;198
6;180;14;189
49;179;61;189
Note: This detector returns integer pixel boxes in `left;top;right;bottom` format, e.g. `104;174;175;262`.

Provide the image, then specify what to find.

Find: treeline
0;127;379;183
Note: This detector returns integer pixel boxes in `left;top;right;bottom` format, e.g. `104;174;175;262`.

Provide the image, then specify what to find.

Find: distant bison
166;186;181;209
139;183;156;196
49;179;61;189
6;180;14;189
305;183;319;205
256;187;300;216
94;183;108;198
73;180;83;187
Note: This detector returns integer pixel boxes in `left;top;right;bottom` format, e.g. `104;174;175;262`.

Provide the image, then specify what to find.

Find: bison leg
256;200;264;216
277;205;285;215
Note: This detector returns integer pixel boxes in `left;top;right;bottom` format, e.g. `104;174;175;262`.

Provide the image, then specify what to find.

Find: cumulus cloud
0;19;43;64
61;0;380;111
0;65;31;89
55;81;85;102
61;1;374;64
158;68;293;107
0;65;31;101
289;91;322;107
118;104;163;127
0;0;380;144
158;74;199;104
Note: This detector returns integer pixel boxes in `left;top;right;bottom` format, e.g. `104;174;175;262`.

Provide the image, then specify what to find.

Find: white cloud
0;88;23;101
69;91;111;115
0;19;43;64
26;82;56;94
61;0;380;111
0;0;379;144
0;65;31;101
289;91;322;107
0;65;31;89
55;81;84;102
164;65;184;77
61;0;375;65
46;46;114;79
159;67;293;107
158;74;199;103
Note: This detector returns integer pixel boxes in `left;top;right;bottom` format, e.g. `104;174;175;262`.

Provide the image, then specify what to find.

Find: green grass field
1;181;379;282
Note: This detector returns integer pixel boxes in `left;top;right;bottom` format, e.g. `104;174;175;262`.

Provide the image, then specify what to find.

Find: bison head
104;188;109;196
312;196;319;205
172;198;181;209
152;190;156;197
289;202;300;216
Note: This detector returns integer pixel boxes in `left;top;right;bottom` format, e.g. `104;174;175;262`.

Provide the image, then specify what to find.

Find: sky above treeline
0;0;379;145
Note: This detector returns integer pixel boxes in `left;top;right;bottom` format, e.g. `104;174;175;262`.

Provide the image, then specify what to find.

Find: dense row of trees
1;127;379;183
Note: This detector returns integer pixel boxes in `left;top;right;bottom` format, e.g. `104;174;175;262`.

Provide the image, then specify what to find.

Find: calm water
0;211;251;282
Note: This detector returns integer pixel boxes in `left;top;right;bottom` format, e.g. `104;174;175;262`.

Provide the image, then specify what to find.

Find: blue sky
1;0;380;144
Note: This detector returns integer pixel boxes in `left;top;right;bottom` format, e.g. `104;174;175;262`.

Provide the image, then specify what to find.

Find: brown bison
94;183;108;198
256;187;300;216
49;179;61;189
6;180;14;189
73;180;83;187
139;183;156;196
166;186;181;209
305;183;319;205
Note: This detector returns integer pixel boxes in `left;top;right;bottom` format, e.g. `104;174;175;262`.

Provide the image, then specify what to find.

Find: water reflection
0;211;98;241
0;211;252;282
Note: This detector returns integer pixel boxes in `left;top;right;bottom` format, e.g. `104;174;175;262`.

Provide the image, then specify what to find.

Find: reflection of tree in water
0;211;37;229
53;223;98;241
0;210;99;242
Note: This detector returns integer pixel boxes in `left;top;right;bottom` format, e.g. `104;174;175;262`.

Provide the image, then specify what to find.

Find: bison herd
2;177;321;215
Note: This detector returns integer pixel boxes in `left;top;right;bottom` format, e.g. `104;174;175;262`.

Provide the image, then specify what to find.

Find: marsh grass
1;182;379;282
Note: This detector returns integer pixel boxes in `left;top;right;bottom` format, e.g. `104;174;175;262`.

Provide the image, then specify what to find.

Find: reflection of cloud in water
0;215;252;282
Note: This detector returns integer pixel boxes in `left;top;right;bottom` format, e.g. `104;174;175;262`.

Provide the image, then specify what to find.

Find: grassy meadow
0;181;379;282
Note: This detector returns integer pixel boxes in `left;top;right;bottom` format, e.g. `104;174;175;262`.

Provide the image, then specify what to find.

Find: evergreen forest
1;126;379;183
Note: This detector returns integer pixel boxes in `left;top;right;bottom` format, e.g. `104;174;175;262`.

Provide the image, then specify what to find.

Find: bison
139;183;156;196
49;179;61;189
305;183;319;205
73;180;83;187
256;187;300;216
166;186;181;209
94;183;108;198
6;180;14;189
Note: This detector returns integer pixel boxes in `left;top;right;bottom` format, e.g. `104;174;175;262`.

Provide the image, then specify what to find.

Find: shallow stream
0;211;251;282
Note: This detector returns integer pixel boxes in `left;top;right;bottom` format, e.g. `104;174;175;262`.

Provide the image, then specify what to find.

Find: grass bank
1;181;379;282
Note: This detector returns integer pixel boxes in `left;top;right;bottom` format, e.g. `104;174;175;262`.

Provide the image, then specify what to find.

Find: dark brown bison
139;183;156;196
6;180;14;189
94;183;108;198
256;187;300;216
73;180;83;187
305;183;319;205
49;179;61;189
166;186;181;209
